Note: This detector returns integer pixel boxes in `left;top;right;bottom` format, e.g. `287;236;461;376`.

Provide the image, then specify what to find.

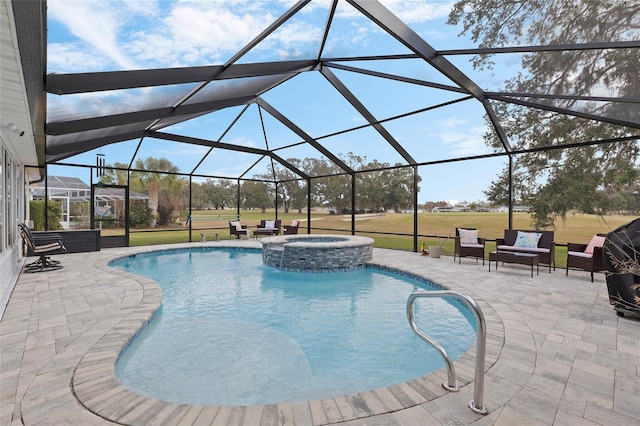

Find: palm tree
132;157;179;228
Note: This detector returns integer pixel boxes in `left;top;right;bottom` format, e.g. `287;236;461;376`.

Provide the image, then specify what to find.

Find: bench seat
497;245;550;254
496;229;555;272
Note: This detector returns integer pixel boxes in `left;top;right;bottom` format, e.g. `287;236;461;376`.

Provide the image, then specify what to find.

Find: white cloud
122;4;272;67
48;0;456;71
448;137;486;157
331;1;455;49
425;119;489;157
48;0;142;70
335;0;453;23
224;136;258;148
47;43;111;73
48;0;284;70
153;145;209;157
380;1;454;23
440;117;466;128
164;4;271;51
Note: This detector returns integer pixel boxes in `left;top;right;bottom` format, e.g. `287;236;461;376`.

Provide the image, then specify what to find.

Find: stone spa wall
261;235;374;272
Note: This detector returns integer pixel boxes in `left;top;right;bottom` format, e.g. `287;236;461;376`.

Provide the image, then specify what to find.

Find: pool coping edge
71;243;505;425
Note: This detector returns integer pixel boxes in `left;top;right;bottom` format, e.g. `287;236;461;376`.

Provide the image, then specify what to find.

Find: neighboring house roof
30;175;148;201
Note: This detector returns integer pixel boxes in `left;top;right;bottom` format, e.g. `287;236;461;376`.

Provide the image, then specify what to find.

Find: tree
449;0;640;226
241;180;273;212
379;166;419;212
190;181;209;210
99;162;129;185
158;178;189;225
205;179;236;210
351;155;419;213
254;153;419;214
131;157;179;228
302;157;351;214
275;161;306;214
254;159;307;214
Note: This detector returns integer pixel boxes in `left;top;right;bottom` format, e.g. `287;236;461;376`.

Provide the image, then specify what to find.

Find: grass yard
123;210;634;268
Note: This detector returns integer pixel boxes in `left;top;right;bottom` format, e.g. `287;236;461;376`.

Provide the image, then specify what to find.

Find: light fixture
4;123;25;137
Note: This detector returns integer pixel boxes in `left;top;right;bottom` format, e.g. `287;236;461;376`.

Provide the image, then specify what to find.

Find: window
6;151;14;246
0;148;4;252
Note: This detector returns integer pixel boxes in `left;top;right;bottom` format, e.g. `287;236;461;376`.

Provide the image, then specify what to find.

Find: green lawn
125;210;634;268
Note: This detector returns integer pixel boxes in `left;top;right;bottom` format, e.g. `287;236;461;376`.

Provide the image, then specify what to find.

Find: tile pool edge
71;243;505;425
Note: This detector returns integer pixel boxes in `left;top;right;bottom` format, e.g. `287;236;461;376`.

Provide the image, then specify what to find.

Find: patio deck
1;240;638;425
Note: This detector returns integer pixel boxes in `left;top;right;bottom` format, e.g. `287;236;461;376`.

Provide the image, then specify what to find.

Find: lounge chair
283;220;300;235
19;223;66;272
566;234;606;282
454;227;486;265
255;219;281;237
229;220;249;239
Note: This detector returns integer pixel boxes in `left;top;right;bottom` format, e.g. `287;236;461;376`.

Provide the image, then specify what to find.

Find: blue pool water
111;248;476;406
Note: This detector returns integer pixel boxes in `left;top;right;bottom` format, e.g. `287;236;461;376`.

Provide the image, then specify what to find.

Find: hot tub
260;234;374;272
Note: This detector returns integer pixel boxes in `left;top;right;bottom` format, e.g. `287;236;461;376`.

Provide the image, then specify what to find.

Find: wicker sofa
495;229;555;272
254;219;281;237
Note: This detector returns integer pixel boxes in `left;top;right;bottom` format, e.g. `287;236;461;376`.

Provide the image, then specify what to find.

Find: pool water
111;248;476;406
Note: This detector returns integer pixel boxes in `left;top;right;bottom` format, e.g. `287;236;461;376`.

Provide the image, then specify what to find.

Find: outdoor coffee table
253;227;279;238
489;251;539;278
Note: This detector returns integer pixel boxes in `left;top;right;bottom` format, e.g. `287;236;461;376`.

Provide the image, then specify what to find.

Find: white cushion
568;251;592;258
461;243;483;248
458;228;478;244
497;245;549;254
265;220;275;229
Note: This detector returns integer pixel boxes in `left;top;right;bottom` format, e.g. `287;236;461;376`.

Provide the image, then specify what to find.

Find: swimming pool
111;247;476;406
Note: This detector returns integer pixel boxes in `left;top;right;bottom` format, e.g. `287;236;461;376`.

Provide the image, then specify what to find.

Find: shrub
29;200;45;230
156;203;174;227
130;201;153;229
29;200;63;230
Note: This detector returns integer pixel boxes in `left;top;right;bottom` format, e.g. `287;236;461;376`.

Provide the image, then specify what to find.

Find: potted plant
429;234;448;258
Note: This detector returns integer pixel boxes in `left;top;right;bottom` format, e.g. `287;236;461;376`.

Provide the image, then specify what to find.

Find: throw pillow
230;221;240;228
458;228;478;244
291;220;299;227
514;231;542;248
265;220;275;229
585;235;606;254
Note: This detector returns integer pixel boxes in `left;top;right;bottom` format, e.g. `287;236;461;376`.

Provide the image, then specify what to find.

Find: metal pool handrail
406;290;488;415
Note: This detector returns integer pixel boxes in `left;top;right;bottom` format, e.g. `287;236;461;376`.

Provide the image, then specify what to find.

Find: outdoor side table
489;251;539;278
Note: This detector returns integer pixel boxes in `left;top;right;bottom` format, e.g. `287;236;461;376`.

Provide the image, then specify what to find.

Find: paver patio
1;240;638;425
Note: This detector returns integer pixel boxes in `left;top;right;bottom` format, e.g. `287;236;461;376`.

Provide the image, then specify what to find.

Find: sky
45;0;519;206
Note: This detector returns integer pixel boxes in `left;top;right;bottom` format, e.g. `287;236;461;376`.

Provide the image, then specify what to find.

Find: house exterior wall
0;141;27;318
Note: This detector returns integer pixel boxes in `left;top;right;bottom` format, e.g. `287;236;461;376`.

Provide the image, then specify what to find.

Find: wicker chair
283;220;300;235
454;227;486;265
228;221;249;239
566;234;606;282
